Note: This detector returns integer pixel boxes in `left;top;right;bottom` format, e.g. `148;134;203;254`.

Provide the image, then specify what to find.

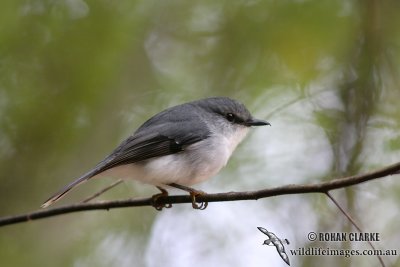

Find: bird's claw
151;188;172;211
190;191;208;210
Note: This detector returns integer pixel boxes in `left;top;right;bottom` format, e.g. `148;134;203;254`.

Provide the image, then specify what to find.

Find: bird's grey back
136;97;252;135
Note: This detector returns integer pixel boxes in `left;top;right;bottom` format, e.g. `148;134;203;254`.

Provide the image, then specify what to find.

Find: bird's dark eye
226;113;235;122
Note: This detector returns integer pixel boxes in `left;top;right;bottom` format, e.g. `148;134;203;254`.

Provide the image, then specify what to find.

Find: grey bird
42;97;269;209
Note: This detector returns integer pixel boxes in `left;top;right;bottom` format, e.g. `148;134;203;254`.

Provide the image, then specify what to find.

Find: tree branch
1;161;399;228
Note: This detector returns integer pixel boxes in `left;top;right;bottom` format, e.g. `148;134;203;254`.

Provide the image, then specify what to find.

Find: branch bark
1;161;399;228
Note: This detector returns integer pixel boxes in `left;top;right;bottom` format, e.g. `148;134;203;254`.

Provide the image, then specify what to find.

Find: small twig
326;192;386;267
81;179;123;203
0;161;399;228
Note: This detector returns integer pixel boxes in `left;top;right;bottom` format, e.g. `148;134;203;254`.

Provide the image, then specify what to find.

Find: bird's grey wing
97;109;211;173
98;129;207;171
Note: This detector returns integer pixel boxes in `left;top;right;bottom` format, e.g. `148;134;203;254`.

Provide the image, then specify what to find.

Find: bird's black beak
246;118;271;127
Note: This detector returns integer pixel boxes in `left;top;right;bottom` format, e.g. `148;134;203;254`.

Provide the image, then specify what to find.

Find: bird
41;97;270;209
258;227;290;266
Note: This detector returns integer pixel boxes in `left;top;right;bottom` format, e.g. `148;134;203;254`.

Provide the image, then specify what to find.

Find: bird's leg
168;183;208;210
151;186;172;211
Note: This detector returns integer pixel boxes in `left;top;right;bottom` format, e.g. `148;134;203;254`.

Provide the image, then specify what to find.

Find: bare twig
326;192;386;267
81;179;123;203
0;161;399;228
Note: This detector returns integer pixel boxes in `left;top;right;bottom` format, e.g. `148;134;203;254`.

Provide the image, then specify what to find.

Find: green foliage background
0;1;399;266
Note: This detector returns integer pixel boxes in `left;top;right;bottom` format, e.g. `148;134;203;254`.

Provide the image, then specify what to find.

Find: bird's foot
167;183;208;210
189;190;208;210
151;187;172;211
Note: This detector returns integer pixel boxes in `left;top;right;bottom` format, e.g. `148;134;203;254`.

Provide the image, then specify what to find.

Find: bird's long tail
41;169;98;208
